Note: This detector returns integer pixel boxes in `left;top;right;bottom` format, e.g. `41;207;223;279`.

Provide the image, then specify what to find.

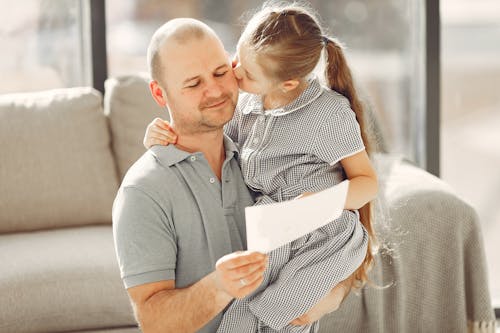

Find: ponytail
324;37;377;289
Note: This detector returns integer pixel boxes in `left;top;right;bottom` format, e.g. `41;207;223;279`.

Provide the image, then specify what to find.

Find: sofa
0;74;495;333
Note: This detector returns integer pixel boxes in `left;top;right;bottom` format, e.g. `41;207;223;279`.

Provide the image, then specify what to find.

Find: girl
144;4;378;333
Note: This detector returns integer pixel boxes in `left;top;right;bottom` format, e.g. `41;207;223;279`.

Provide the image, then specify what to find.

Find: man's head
147;18;238;135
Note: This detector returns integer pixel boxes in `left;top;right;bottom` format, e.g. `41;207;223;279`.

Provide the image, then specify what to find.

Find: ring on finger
239;278;247;286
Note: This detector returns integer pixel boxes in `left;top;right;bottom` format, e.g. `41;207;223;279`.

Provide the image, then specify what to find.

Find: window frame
90;0;108;94
424;0;440;177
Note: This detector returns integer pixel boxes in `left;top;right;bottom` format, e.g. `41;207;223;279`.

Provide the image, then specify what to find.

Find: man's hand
215;251;268;299
290;276;353;326
293;192;314;200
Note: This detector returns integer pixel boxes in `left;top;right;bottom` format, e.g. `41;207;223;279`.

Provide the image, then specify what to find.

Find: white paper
245;180;349;253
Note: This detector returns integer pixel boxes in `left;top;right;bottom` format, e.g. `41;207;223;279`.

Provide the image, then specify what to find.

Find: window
441;0;500;307
106;0;426;166
0;0;92;93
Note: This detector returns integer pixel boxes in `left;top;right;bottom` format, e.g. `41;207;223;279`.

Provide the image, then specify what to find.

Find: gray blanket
318;155;495;333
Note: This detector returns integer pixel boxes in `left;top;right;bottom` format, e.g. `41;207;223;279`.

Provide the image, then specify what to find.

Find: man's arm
128;275;228;333
127;252;268;333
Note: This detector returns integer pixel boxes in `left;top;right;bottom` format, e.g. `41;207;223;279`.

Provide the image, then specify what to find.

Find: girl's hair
240;3;377;290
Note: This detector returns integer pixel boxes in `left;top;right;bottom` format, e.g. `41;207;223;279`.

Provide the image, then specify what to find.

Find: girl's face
233;43;279;96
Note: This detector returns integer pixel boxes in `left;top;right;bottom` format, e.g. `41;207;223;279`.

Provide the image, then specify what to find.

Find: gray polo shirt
112;136;255;332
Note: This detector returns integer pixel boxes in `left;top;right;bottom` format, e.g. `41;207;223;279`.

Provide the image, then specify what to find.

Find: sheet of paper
245;180;349;253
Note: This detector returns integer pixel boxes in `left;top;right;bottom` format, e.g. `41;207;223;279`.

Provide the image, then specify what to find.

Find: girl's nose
233;64;243;80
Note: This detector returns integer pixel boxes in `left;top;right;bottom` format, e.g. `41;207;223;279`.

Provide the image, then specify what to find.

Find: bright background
1;0;499;307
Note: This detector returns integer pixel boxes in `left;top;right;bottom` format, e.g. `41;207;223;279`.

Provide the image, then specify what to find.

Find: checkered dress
217;78;369;333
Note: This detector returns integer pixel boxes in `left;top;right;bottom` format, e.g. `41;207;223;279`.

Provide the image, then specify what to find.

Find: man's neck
174;129;226;180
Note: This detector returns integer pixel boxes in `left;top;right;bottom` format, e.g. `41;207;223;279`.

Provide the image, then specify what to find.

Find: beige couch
0;74;495;333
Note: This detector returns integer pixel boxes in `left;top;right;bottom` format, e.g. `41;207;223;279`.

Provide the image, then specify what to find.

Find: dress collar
242;77;323;116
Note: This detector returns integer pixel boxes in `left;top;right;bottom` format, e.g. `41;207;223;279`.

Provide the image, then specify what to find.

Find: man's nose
204;78;224;98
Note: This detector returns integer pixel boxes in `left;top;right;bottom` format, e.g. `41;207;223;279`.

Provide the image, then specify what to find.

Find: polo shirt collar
242;76;323;116
150;134;239;167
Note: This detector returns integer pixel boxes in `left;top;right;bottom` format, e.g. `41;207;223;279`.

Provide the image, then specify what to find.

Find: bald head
147;18;219;85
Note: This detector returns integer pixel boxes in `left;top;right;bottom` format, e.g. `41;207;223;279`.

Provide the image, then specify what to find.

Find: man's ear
150;80;167;107
280;79;300;93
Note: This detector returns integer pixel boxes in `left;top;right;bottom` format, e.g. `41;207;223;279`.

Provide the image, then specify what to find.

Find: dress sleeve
313;106;365;165
224;116;239;143
112;186;177;289
224;92;253;145
224;104;241;143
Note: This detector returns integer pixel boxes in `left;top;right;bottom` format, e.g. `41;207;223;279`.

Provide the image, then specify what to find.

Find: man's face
159;34;239;135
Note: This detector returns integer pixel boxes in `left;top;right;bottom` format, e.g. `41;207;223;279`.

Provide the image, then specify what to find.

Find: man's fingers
244;264;267;285
217;251;267;270
215;251;268;299
235;276;264;298
231;263;266;285
229;261;267;278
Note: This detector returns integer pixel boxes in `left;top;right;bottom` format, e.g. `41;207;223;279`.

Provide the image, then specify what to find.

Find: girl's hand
143;117;178;149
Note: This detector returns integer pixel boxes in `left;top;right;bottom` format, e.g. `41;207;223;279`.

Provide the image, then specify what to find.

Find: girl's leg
248;214;368;331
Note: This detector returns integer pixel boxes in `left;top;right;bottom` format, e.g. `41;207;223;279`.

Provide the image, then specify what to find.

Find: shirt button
190;156;196;161
253;137;259;144
259;116;265;122
209;177;215;183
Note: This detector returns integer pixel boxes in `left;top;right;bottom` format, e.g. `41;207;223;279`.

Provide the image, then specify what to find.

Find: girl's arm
340;149;378;210
143;118;177;149
143;111;241;150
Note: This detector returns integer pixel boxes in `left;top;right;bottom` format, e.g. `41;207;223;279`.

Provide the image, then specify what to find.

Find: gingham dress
217;78;369;333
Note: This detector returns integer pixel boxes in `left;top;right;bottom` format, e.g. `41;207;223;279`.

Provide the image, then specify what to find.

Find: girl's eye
244;70;254;81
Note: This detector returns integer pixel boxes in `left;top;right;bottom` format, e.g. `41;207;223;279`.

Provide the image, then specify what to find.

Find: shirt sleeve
313;106;365;165
112;185;177;289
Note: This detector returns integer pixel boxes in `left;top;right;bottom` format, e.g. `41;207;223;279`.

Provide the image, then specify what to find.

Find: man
113;18;348;333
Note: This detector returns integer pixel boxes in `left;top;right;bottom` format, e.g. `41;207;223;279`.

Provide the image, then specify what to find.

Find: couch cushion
104;74;167;180
0;226;136;333
0;88;119;233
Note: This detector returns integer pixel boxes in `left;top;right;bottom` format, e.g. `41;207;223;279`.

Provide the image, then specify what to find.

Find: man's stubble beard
198;98;236;132
177;97;236;135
